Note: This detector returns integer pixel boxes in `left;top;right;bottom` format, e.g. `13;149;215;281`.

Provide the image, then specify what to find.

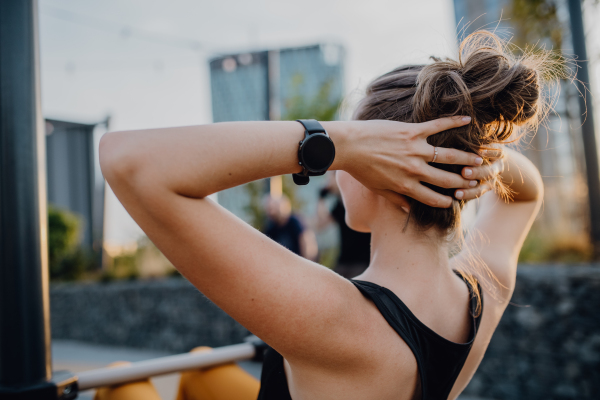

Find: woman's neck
356;204;453;288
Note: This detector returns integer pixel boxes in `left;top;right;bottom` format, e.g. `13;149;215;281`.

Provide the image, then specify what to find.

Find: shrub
48;206;89;280
519;230;592;263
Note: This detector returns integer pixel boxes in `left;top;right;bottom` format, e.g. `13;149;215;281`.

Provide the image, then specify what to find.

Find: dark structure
567;0;600;258
46;118;107;263
0;0;51;390
0;1;77;398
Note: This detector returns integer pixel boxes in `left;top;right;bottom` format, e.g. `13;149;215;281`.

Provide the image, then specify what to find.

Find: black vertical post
568;0;600;259
0;0;52;392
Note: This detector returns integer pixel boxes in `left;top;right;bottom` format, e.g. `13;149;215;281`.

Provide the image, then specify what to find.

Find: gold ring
432;147;438;163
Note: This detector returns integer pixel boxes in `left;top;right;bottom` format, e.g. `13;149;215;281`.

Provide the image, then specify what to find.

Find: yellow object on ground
94;347;260;400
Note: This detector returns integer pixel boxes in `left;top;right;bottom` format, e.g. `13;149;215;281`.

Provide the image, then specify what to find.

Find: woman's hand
102;118;502;210
455;149;505;200
332;117;494;209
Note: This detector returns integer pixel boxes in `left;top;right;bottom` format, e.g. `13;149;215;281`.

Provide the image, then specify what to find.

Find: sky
39;0;460;246
38;0;600;246
39;0;460;129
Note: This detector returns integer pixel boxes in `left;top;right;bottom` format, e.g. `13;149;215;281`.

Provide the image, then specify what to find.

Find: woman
97;31;549;400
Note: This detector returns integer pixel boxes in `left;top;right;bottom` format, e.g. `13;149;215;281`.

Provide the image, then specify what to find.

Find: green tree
244;78;342;228
48;205;87;280
244;179;268;230
283;76;341;210
508;0;564;51
283;75;342;122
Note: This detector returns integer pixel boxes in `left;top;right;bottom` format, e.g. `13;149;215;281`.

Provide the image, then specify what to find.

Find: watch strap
296;119;326;134
292;173;310;185
293;119;331;185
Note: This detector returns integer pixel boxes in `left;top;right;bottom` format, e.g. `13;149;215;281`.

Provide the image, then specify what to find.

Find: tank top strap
351;272;483;400
452;269;484;332
350;280;429;397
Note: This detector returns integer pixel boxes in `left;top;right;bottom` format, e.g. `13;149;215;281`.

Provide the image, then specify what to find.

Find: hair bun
353;29;561;234
413;31;542;141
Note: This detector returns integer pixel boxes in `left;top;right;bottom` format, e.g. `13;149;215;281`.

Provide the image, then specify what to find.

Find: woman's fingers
375;186;452;209
481;148;504;159
373;189;411;210
421;166;476;189
408;184;453;208
455;182;493;200
416;116;471;137
427;146;483;166
462;158;504;180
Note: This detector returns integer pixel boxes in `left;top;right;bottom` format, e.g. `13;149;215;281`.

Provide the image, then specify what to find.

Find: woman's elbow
527;165;544;203
99;131;141;187
509;152;544;202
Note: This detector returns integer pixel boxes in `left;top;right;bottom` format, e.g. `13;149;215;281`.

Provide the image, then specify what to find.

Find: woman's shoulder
285;280;421;399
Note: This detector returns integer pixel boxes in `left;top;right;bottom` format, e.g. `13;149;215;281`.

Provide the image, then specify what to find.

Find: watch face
301;133;335;172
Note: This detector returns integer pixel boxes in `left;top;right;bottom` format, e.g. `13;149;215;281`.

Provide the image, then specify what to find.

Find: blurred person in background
98;31;554;400
317;172;371;278
264;194;318;260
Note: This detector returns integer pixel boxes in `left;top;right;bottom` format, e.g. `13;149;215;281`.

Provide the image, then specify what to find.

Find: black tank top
257;273;483;400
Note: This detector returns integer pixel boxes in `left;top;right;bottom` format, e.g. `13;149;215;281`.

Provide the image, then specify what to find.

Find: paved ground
52;340;261;400
53;340;492;400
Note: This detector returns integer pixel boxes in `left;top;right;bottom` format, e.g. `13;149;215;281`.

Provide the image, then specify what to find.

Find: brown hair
354;30;554;234
353;31;560;312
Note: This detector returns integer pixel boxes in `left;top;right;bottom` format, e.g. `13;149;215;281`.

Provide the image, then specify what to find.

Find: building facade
45;118;107;265
209;44;345;223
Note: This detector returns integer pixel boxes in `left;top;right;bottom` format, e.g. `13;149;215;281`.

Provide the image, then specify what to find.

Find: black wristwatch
293;119;336;185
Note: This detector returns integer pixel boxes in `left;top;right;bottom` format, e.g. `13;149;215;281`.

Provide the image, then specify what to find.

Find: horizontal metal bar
77;342;256;391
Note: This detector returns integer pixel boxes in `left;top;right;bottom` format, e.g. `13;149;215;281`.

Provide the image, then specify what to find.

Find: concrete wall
51;278;250;353
50;265;600;399
463;265;600;400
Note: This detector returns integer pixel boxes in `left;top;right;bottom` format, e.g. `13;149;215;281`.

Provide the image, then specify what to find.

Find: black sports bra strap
452;270;484;330
350;272;483;400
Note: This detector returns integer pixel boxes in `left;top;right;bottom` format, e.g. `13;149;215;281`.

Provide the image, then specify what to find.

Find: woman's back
99;30;551;400
257;267;486;400
258;141;543;400
260;268;481;400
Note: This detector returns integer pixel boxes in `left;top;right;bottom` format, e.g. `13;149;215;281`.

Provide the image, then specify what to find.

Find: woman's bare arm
460;148;544;295
100;119;483;206
450;150;544;400
99;118;483;365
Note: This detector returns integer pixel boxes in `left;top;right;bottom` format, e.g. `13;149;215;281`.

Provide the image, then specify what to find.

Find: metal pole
0;3;77;398
568;0;600;259
78;343;256;390
0;0;52;390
